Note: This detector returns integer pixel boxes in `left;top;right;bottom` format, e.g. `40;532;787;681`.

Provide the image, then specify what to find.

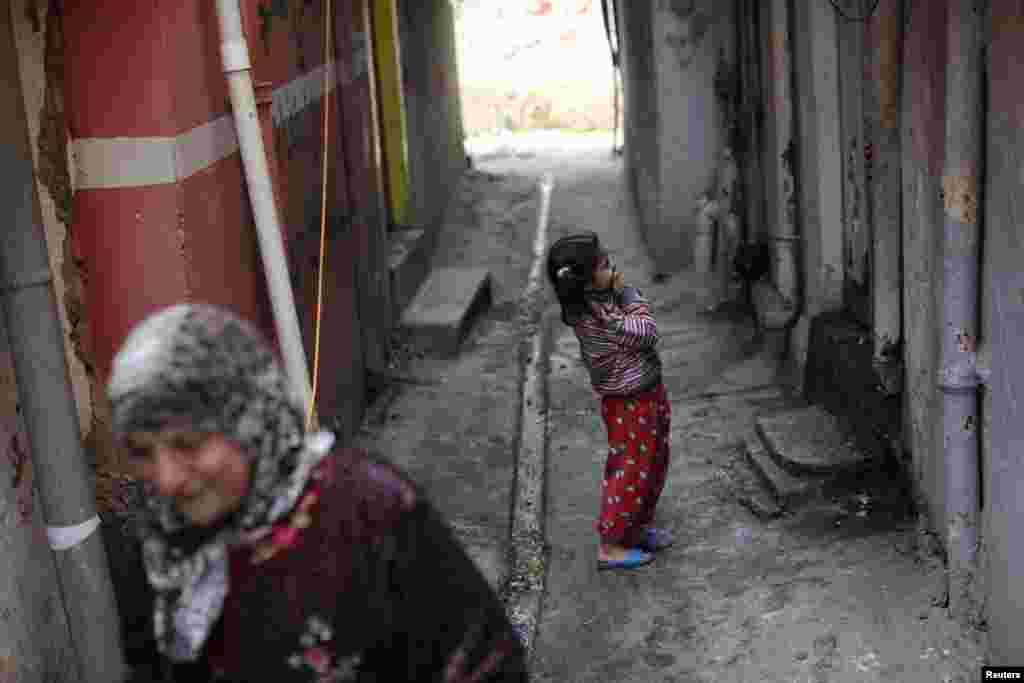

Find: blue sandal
638;527;675;553
597;548;655;571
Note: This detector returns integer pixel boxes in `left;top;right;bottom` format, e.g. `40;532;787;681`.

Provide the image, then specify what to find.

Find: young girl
546;232;673;571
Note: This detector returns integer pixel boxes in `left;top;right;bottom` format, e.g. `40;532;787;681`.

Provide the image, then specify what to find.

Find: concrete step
743;435;828;509
399;266;493;356
755;404;872;476
727;448;785;521
388;228;431;320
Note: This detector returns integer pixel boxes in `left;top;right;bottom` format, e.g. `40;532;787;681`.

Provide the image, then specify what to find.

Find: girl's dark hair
546;231;603;325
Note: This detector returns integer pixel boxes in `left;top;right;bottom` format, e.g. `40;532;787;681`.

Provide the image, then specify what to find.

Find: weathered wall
617;0;663;267
619;0;734;273
0;3;79;679
981;0;1024;664
398;0;466;239
900;0;947;532
653;0;734;271
236;0;372;441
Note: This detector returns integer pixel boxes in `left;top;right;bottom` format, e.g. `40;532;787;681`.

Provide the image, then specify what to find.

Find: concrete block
400;266;492;356
756;405;872;476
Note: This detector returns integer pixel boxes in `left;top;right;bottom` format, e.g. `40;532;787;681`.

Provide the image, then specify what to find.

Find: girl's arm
590;287;659;350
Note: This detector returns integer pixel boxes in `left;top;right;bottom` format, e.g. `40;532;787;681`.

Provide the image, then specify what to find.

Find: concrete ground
355;132;987;682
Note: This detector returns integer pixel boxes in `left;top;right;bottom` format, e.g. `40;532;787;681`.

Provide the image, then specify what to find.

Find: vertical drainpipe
751;0;801;348
870;0;905;396
214;0;315;415
769;0;800;314
743;0;765;249
938;0;985;622
0;66;125;683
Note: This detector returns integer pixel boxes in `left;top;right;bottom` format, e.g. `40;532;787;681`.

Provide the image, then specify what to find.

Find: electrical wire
827;0;882;22
308;0;332;432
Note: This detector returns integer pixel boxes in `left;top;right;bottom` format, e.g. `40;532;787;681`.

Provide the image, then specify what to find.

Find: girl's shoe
638;527;675;553
597;548;655;571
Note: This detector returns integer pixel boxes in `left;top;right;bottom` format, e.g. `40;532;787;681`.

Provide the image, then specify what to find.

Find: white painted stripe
75;137;179;189
74;60;337;190
175;115;240;180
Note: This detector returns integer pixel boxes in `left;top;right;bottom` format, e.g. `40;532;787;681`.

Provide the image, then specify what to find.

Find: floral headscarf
107;304;333;662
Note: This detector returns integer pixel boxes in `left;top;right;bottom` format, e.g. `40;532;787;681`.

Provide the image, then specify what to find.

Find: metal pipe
694;195;719;273
214;0;314;413
938;0;984;622
0;59;125;683
743;0;766;247
255;81;289;229
770;0;800;313
751;0;801;336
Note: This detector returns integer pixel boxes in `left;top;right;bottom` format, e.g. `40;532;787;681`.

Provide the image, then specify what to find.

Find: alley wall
619;0;736;272
980;0;1024;663
398;0;466;245
616;0;661;256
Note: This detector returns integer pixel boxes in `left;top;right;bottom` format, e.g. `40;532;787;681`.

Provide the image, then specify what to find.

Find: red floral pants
597;382;671;545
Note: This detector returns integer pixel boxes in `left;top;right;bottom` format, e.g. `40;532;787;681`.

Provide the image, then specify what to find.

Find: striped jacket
573;287;662;397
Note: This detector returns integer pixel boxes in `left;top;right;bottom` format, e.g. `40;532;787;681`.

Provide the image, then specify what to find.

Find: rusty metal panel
337;0;392;379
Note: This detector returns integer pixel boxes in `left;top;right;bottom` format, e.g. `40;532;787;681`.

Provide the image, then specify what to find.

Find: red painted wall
63;1;381;439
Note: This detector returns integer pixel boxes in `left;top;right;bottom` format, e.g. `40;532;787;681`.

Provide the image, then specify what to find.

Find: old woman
108;303;527;682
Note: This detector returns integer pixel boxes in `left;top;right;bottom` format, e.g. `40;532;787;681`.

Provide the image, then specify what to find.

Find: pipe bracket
0;267;52;293
46;515;101;551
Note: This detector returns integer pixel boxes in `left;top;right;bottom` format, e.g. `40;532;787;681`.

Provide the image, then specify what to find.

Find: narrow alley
3;1;1021;679
357;134;987;683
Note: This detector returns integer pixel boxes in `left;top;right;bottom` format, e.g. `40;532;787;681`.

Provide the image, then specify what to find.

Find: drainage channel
505;172;554;658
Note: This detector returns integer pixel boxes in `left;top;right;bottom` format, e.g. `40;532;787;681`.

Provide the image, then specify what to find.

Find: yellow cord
307;0;332;432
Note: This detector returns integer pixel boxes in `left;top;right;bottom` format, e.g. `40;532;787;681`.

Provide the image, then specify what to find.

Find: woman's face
591;251;616;290
124;429;251;527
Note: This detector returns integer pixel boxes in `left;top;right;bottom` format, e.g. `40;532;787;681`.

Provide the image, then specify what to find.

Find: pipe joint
938;352;986;393
221;38;252;73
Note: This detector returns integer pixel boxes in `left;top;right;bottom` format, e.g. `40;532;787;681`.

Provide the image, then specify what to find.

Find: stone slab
400;266;492;355
743;436;825;508
756;404;871;475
